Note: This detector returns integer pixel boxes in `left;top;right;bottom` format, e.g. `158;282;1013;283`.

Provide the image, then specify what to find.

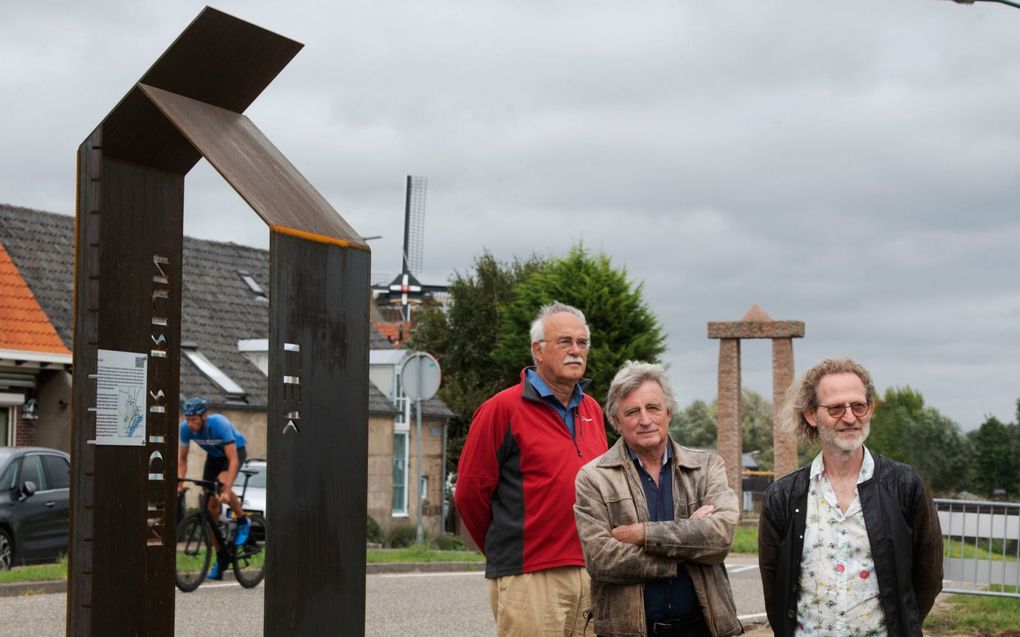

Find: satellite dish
400;352;441;402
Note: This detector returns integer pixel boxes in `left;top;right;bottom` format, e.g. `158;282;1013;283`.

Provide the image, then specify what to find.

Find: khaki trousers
488;566;595;637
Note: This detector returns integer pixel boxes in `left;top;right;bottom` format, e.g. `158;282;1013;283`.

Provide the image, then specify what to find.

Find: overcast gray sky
3;0;1019;430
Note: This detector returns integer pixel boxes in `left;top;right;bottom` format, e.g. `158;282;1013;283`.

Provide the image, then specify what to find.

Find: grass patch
174;549;266;574
0;556;67;584
925;586;1020;635
367;545;484;564
732;525;758;554
944;537;1019;562
0;546;478;583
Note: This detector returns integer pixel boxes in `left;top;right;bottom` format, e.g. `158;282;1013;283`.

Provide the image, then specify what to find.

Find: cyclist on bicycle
177;396;251;580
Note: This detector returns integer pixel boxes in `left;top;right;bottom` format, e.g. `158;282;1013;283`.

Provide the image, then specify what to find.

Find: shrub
366;516;385;545
387;525;420;548
431;532;465;551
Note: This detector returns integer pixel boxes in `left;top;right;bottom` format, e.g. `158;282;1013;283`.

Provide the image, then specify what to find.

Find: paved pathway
0;557;766;636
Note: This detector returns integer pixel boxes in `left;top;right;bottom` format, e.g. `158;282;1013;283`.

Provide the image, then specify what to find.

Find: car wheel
0;528;13;570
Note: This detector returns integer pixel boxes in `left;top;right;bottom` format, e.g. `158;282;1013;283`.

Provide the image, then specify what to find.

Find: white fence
936;498;1020;598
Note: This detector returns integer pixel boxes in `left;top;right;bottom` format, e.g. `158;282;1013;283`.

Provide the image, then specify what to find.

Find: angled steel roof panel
139;84;368;248
91;6;303;173
137;7;302;113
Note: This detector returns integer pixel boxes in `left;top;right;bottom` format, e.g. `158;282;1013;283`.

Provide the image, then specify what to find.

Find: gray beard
820;421;870;453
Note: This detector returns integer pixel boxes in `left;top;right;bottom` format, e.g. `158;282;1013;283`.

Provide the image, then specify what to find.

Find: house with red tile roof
0;240;72;447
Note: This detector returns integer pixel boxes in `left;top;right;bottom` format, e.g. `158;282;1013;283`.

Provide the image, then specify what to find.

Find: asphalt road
0;557;766;636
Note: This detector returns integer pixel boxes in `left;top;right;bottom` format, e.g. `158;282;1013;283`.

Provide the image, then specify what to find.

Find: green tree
670;399;716;449
740;389;773;458
968;415;1019;497
416;244;666;456
493;245;667;442
409;252;547;473
668;389;775;468
869;386;973;495
866;386;925;458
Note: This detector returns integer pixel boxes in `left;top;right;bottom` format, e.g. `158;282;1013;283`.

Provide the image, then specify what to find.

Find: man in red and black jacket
456;301;608;636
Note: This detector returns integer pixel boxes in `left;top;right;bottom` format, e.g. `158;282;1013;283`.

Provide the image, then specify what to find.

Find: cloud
3;0;1020;430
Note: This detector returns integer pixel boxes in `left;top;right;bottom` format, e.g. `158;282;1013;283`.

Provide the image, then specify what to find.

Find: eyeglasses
818;402;870;419
541;337;591;350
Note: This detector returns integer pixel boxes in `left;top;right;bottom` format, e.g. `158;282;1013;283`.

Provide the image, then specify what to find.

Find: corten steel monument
68;8;369;636
707;305;804;496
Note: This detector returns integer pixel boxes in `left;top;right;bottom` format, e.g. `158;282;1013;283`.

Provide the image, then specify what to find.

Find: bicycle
175;469;267;592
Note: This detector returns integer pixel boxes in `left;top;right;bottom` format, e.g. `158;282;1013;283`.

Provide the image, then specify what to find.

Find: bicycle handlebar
177;477;222;495
177;471;254;495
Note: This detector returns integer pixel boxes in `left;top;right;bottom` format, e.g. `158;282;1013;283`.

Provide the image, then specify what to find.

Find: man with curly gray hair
758;357;943;637
574;361;742;637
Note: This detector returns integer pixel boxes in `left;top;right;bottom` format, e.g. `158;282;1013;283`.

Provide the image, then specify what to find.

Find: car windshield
245;464;266;488
0;448;13;467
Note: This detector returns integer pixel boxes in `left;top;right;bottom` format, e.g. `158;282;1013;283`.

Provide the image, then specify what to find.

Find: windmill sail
403;175;427;278
373;175;448;325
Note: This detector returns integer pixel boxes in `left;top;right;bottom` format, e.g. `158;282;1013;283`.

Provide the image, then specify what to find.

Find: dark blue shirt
526;368;583;437
629;444;699;622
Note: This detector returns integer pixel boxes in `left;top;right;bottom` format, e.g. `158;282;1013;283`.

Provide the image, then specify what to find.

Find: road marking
377;571;485;579
198;581;240;589
727;564;759;574
738;612;768;621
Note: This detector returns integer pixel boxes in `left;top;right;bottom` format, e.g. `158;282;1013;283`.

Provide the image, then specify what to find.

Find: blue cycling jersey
179;413;247;457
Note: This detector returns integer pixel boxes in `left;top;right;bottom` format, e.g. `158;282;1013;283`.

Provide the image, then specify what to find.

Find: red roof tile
0;242;71;355
373;322;412;348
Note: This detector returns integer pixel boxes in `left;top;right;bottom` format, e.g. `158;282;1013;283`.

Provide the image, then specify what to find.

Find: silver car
238;458;266;518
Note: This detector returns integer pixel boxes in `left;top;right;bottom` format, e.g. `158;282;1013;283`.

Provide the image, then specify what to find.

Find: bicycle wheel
175;514;212;592
232;514;267;588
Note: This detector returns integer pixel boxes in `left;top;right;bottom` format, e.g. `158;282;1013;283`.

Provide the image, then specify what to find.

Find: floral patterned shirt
795;448;884;637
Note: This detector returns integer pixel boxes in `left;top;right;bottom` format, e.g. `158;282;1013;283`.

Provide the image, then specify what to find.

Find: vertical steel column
266;232;370;635
68;140;183;636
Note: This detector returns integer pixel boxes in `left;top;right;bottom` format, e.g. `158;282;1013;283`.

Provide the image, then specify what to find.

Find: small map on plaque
96;349;148;446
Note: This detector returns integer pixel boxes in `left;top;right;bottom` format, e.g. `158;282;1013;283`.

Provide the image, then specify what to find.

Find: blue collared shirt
526;368;584;437
627;443;699;622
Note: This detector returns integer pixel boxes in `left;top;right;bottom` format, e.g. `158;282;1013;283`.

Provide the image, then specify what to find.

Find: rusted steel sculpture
69;8;369;636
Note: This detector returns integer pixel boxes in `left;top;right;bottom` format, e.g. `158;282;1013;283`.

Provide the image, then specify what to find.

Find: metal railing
935;498;1020;598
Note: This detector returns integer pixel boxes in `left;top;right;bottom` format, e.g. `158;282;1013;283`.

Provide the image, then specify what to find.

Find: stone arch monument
707;305;804;497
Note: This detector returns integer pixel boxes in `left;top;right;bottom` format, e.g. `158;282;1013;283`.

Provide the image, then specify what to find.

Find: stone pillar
716;338;742;497
771;337;797;480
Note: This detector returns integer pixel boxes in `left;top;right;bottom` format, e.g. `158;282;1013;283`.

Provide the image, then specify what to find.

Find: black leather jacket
758;451;943;637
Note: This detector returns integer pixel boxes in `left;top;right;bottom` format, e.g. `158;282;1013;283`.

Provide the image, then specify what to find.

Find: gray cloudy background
2;0;1019;430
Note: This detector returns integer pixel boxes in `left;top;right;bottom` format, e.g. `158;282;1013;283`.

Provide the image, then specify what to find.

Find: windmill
373;175;447;323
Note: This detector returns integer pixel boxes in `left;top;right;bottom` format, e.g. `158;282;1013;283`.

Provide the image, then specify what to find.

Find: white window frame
182;347;247;398
0;407;10;447
392;431;409;516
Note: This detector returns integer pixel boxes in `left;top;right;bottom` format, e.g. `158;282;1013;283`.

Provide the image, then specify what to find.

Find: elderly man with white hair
456;301;608;636
574;361;742;637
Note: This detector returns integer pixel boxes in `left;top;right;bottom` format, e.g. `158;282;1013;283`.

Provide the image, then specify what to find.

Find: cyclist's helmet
182;396;208;417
